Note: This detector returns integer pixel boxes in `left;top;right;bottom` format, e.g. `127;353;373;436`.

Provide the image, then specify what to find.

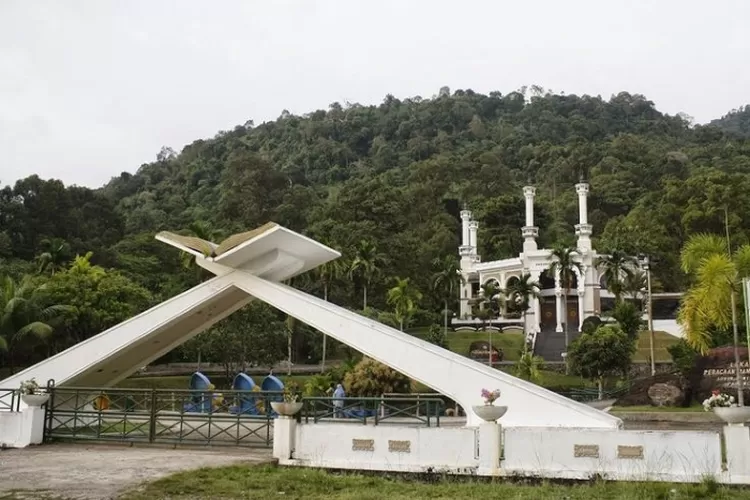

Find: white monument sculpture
0;222;621;428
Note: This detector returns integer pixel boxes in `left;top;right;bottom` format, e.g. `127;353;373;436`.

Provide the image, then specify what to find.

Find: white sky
1;0;748;188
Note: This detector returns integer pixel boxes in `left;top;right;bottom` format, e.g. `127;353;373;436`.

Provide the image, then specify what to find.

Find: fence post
148;389;157;443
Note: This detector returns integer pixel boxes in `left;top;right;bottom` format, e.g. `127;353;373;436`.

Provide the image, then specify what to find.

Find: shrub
343;358;412;397
425;325;448;349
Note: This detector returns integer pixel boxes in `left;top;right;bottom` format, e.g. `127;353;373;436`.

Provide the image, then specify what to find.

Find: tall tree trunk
363;285;368;310
321;284;328;373
443;299;449;335
597;377;604;401
287;327;292;376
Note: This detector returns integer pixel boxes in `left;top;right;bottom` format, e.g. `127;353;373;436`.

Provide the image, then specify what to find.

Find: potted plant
19;378;49;407
472;388;507;422
271;382;303;416
703;389;750;425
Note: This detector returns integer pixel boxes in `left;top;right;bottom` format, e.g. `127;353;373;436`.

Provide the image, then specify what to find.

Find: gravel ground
0;443;274;500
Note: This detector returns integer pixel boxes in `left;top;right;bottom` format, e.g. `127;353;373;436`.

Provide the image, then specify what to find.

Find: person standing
332;383;345;418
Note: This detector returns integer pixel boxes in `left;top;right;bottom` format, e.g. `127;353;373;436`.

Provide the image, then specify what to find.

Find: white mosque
456;181;681;357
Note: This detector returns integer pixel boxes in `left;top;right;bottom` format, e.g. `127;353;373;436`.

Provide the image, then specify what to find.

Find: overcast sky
1;1;748;189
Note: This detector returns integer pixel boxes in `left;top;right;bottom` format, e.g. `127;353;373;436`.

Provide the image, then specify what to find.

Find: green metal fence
44;385;283;448
0;388;21;412
301;396;444;427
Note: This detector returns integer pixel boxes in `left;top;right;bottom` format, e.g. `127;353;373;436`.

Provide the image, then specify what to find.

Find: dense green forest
2;88;750;371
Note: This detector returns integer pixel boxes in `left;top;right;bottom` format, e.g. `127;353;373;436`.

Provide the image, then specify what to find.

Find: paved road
0;443;274;499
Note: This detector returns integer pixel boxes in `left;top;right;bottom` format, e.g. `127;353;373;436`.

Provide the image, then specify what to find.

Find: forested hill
3;89;750;311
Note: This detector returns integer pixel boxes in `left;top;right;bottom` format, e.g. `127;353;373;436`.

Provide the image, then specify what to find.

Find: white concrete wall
502;427;722;482
289;423;478;474
0;407;45;448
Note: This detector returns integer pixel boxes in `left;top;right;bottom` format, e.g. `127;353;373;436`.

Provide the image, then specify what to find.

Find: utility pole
643;256;655;377
725;206;744;407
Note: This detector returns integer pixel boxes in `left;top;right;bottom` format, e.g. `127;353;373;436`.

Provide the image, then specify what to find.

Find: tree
343;358;412;397
313;258;347;372
504;273;541;336
596;249;637;303
678;233;750;353
40;253;152;348
349;240;387;310
187;302;286;378
431;256;463;335
425;324;448;349
611;301;643;339
515;348;544;384
0;275;72;373
386;277;422;331
567;325;635;400
35;238;71;275
547;246;582;349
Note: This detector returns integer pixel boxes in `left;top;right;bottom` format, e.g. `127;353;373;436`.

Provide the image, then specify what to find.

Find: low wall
0;407;45;448
277;420;734;483
502;427;722;482
290;423;478;474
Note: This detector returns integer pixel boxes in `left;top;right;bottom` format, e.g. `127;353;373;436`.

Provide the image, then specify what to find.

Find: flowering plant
481;388;501;406
283;382;301;403
19;378;44;396
703;390;736;411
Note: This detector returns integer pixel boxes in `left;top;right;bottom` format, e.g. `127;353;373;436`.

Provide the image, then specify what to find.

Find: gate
44;385;281;448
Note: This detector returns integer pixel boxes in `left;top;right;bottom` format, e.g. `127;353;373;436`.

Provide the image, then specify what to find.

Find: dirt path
0;443;274;499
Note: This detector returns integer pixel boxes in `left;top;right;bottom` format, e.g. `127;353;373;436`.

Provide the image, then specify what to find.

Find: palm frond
14;321;54;340
680;233;727;275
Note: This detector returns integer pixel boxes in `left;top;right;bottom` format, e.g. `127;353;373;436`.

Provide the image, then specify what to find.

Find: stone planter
472;404;507;422
714;406;750;425
271;401;303;416
21;393;50;407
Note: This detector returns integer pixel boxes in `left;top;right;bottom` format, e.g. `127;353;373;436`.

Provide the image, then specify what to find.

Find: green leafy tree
567;325;635;400
611;301;643;339
425;324;448;349
547;246;582;348
386;277;422;331
343;358;412;397
40;253;152;348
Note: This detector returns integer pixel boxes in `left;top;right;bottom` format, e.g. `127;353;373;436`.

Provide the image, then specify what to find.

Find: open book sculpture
0;222;621;429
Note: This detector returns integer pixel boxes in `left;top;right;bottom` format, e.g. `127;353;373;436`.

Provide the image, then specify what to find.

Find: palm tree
431;256;464;336
596;250;637;304
386;277;422;331
35;238;71;275
678;234;750;353
504;273;541;338
349;240;387;310
314;259;346;372
679;232;750;406
547;246;582;350
480;280;503;319
0;275;72;373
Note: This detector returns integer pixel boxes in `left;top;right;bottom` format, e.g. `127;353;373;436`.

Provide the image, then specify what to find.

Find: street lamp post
640;255;656;377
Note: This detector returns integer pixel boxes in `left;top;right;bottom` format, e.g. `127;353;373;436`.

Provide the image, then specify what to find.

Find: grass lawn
633;330;679;362
119;464;744;500
407;327;525;361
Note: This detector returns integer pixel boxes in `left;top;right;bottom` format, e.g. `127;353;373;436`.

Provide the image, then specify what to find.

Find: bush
425;325;448;349
343;358;412;397
611;301;642;339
